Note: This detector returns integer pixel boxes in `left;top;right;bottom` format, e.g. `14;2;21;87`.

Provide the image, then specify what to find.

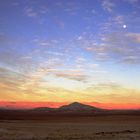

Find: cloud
126;33;140;43
0;65;139;104
54;71;87;81
102;0;115;12
90;82;122;90
24;7;37;17
0;67;27;92
98;15;126;33
33;38;60;48
82;32;140;64
85;82;140;104
120;56;140;64
63;1;80;15
0;50;34;74
38;41;51;47
32;67;88;82
113;15;125;25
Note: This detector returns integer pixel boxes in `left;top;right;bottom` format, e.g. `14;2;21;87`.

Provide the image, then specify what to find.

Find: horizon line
0;101;140;110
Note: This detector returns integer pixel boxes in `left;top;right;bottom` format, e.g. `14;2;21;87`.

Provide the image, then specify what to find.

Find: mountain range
0;102;140;120
31;102;103;114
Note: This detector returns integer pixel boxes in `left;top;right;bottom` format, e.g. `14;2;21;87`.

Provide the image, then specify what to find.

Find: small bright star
123;25;127;28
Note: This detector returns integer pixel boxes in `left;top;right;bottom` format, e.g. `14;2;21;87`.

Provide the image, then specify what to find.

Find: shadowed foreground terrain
0;115;140;140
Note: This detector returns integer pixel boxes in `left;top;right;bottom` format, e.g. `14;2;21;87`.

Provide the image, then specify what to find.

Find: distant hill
29;102;103;114
0;102;140;120
58;102;101;112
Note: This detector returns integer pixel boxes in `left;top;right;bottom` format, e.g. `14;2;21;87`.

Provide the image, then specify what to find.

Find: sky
0;0;140;109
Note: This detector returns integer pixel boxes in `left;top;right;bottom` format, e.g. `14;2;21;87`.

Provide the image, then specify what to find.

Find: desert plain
0;115;140;140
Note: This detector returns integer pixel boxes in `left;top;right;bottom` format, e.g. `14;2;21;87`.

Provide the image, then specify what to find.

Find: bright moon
123;25;127;28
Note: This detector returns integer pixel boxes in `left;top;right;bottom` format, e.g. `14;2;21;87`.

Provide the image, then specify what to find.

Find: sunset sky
0;0;140;109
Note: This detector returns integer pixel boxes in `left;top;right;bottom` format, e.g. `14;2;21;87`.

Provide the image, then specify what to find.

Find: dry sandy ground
0;115;140;140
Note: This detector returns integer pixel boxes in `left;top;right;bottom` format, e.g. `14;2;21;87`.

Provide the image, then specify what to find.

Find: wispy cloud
80;32;140;64
102;0;115;12
24;7;38;17
85;82;140;104
0;66;28;96
126;33;140;43
54;69;87;82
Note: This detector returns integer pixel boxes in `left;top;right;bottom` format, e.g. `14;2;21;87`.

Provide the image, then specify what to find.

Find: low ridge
32;107;54;112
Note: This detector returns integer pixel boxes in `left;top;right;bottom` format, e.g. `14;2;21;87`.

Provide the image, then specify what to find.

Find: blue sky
0;0;140;105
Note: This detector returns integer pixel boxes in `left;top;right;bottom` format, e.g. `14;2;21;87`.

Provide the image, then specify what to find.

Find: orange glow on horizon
0;101;140;110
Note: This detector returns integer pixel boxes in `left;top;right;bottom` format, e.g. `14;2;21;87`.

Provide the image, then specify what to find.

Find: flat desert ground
0;115;140;140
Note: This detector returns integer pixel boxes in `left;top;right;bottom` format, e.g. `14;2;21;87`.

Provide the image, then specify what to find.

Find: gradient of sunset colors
0;0;140;109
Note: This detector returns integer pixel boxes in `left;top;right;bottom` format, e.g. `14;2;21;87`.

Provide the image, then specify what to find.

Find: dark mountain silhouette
0;102;140;120
58;102;101;111
29;102;103;114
